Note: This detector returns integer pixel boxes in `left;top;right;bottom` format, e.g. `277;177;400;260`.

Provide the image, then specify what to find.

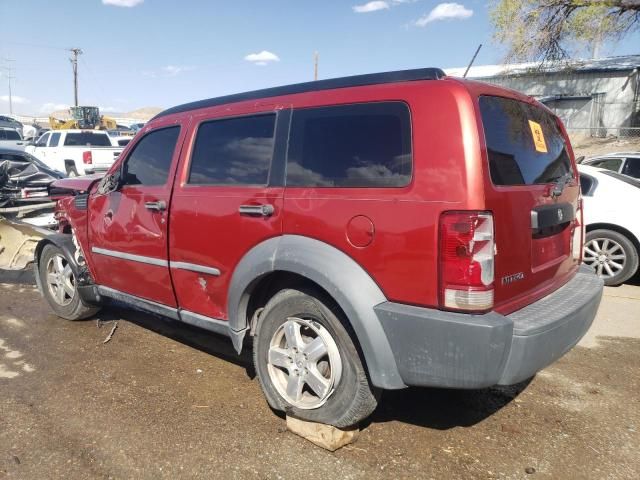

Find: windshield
479;96;572;186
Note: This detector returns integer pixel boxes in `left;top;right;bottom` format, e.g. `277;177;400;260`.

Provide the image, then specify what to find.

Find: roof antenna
463;44;482;78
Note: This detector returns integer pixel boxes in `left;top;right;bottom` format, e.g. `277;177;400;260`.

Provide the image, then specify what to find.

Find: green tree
490;0;640;62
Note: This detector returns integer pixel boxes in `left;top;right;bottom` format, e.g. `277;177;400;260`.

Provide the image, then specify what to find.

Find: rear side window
122;127;180;186
0;130;21;140
479;96;571;185
64;132;112;147
622;158;640;178
50;132;61;146
188;114;275;185
286;102;412;187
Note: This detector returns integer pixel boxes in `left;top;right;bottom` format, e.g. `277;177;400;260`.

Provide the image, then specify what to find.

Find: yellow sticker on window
528;120;548;153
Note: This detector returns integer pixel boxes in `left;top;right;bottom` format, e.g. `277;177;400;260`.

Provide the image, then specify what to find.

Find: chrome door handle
239;204;275;217
145;200;166;212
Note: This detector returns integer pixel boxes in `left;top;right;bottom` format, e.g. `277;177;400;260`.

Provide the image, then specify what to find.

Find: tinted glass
287;102;411;187
49;132;61;146
36;133;49;147
122;127;180;186
1;130;20;140
590;158;622;172
622;158;640;178
479;96;572;185
579;174;595;195
64;132;112;147
188;114;275;185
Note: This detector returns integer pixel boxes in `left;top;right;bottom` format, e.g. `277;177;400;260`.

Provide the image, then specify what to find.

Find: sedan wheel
583;238;626;279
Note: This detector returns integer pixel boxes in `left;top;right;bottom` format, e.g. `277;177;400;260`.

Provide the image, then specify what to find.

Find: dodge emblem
557;208;563;221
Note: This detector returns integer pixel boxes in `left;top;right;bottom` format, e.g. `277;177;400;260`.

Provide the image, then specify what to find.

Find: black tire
38;244;100;320
253;288;378;428
584;229;639;286
66;164;79;177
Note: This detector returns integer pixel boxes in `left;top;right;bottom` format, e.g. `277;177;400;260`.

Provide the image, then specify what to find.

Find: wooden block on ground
286;416;359;451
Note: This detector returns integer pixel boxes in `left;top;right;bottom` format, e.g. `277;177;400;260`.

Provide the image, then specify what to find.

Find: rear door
88;119;187;306
478;95;581;313
169;106;287;320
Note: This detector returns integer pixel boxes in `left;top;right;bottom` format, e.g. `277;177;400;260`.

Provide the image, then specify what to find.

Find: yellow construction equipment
49;106;117;130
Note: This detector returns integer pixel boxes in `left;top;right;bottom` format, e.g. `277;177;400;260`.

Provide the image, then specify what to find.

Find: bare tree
490;0;640;62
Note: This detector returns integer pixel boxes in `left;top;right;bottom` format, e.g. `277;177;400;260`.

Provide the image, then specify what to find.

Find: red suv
36;68;603;427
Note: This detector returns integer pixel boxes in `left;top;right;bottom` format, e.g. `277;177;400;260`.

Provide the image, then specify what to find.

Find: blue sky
1;0;639;116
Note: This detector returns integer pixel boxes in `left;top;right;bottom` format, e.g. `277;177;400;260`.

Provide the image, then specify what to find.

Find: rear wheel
584;229;639;286
253;288;378;428
65;163;79;177
38;244;100;320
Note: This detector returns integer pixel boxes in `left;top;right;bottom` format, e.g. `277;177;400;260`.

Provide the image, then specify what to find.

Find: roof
154;67;446;119
445;55;640;79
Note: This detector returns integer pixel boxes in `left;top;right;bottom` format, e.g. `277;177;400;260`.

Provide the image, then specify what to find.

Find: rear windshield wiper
550;171;574;198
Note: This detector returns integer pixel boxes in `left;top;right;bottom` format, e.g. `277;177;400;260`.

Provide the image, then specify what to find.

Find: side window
622;158;640;178
591;158;622;172
36;133;50;147
286;102;412;187
121;126;180;186
188;114;275;185
49;132;61;147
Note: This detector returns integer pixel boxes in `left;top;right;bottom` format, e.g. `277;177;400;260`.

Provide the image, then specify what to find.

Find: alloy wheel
267;316;342;410
46;254;75;306
583;238;627;279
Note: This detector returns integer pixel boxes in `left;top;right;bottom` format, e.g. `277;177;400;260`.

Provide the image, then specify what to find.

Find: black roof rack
154;67;446;119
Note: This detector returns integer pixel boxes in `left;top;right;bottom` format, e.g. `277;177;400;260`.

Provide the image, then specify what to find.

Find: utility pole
0;57;15;115
69;47;83;106
314;51;319;81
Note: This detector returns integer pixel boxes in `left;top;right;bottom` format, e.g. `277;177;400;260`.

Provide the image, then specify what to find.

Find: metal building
446;55;640;137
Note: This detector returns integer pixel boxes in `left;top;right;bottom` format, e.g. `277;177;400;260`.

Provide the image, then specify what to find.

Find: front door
88;121;186;306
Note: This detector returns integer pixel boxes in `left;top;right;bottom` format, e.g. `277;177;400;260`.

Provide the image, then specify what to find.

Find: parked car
0;115;23;137
578;164;640;285
0;127;26;150
579;152;640;179
25;129;124;177
34;68;603;428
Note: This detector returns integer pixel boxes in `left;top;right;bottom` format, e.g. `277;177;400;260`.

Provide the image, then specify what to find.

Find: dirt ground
1;277;639;479
569;134;640;159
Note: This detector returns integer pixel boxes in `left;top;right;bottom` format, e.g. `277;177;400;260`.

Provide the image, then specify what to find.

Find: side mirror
97;170;122;195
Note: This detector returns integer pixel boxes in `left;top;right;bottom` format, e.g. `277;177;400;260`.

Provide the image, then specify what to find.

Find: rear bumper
83;167;109;175
375;265;603;388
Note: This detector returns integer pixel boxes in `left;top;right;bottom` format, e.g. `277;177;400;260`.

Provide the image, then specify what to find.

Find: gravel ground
0;278;638;480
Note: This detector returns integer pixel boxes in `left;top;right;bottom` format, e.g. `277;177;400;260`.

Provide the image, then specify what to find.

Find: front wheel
583;229;639;286
38;244;100;320
253;288;378;428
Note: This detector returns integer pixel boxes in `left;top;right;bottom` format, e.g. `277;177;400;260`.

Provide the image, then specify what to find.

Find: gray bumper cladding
375;266;603;389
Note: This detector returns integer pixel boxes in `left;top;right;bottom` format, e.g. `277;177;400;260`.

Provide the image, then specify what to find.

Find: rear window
479;96;571;186
286;102;412;187
64;132;112;147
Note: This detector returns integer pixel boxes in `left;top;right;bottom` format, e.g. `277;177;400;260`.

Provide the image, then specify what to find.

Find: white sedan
578;164;640;285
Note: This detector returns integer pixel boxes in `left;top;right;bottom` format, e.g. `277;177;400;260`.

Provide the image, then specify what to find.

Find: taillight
439;211;495;312
83;151;92;164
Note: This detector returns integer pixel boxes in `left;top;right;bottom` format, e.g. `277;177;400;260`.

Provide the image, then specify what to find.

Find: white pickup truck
25;130;123;177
